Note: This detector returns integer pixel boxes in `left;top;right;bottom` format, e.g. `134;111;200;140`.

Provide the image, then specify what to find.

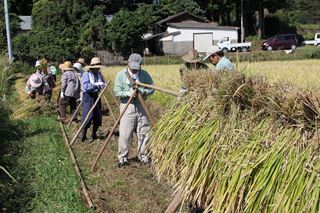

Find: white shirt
128;68;140;82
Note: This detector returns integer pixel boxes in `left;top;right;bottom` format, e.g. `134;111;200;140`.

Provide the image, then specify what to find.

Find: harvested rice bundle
149;71;320;212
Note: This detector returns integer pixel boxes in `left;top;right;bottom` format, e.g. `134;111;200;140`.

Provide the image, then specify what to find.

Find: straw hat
29;74;43;88
182;49;202;63
59;61;73;71
86;57;105;69
77;58;87;66
203;46;222;61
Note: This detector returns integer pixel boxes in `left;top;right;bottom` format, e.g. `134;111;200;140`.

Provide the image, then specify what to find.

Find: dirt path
68;90;174;212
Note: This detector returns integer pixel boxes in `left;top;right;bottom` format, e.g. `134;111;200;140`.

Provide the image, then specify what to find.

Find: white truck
303;33;320;46
217;37;252;52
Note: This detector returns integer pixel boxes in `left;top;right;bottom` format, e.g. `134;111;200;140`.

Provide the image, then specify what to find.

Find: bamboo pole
70;81;110;146
67;100;82;128
90;89;137;172
59;121;94;208
102;93;117;123
135;81;179;97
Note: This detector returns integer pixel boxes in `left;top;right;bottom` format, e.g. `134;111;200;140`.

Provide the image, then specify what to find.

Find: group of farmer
25;47;233;168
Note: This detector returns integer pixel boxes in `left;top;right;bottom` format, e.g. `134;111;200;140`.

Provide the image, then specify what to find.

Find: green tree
107;4;162;55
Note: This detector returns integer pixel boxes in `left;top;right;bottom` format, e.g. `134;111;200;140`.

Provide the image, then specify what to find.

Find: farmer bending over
114;53;154;168
203;46;234;71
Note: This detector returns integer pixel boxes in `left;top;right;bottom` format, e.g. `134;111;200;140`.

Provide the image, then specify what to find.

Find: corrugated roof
142;31;181;41
168;22;238;30
19;16;32;31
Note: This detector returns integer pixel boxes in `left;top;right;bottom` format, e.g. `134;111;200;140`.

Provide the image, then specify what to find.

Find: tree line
1;0;319;62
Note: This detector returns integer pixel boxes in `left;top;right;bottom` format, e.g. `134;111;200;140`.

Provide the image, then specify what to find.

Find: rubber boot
81;128;87;142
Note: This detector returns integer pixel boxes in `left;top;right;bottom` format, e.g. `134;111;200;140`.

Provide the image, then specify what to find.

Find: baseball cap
128;53;142;70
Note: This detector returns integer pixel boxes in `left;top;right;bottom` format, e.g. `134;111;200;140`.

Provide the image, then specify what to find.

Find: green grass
0;115;91;212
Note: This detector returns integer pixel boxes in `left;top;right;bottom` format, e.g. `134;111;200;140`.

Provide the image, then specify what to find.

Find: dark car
261;34;298;51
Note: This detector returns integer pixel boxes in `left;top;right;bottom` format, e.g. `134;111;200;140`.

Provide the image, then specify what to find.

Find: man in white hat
80;57;105;143
58;61;81;124
114;53;154;168
203;46;234;71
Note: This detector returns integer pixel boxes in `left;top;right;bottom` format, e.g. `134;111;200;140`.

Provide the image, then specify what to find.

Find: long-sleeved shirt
215;56;234;71
82;70;105;93
114;68;154;102
61;70;80;98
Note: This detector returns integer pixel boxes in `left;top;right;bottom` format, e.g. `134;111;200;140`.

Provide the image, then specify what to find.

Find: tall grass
148;71;320;212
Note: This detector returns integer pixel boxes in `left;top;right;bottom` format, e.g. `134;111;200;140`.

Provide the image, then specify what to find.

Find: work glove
138;87;145;95
94;81;104;86
126;89;136;97
60;91;65;98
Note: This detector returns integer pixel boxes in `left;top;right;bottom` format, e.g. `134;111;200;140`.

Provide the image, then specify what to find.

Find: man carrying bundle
114;53;154;168
80;57;105;143
204;46;234;71
58;61;80;124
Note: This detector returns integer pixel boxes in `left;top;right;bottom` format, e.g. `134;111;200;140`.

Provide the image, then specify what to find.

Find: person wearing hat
80;57;105;143
25;60;47;99
114;53;154;167
203;46;234;71
77;58;87;67
25;72;45;99
58;61;81;124
36;59;55;102
180;49;208;78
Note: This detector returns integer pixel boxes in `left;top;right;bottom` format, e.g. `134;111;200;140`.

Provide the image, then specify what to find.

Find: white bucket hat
35;60;41;67
203;46;222;61
29;74;43;88
73;62;83;71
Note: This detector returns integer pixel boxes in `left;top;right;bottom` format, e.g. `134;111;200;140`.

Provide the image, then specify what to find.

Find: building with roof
143;11;239;56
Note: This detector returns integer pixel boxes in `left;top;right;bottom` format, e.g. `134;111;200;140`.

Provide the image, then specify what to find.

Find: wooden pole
70;81;110;146
107;84;119;106
59;121;94;208
165;189;183;213
137;93;156;126
102;93;117;123
135;81;179;97
90;89;137;172
67;100;82;128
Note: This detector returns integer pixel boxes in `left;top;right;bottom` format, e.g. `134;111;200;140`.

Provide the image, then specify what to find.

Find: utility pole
240;0;244;43
4;0;13;63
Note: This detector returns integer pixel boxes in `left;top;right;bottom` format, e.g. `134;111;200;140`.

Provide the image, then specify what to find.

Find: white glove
60;92;65;98
94;82;104;86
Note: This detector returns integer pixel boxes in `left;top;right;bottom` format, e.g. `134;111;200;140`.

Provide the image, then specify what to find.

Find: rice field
102;59;320;90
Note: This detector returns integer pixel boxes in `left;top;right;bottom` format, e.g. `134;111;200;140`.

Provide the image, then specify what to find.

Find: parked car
218;37;252;53
261;34;298;51
302;33;320;46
